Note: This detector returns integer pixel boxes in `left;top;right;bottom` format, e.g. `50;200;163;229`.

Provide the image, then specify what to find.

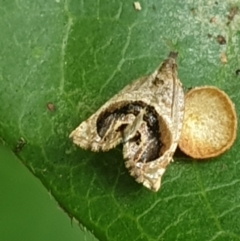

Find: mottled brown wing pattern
70;53;184;191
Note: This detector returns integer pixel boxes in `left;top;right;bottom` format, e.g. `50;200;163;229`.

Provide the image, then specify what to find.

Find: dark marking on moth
236;69;240;76
97;101;162;163
152;77;164;87
139;138;160;162
128;131;141;145
97;101;144;137
97;113;117;137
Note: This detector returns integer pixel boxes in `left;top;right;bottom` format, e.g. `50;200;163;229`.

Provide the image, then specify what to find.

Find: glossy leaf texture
1;0;240;240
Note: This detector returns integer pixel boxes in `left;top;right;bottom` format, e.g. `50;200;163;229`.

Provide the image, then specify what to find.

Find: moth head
156;53;178;82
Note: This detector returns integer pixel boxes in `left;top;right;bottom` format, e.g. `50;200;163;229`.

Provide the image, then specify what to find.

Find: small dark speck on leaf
216;35;226;45
227;6;238;25
220;52;227;64
207;34;212;38
152;4;156;11
190;8;196;14
236;69;240;76
169;51;178;59
14;137;26;153
228;6;238;21
210;17;216;23
215;1;218;5
47;102;55;112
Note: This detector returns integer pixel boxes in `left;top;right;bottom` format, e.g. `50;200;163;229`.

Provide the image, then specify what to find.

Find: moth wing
69;76;150;152
122;55;185;192
69;114;123;152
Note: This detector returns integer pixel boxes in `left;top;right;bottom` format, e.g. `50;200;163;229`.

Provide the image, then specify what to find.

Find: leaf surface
1;1;240;240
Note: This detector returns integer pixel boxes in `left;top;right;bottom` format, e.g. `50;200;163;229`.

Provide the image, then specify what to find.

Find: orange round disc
179;86;237;159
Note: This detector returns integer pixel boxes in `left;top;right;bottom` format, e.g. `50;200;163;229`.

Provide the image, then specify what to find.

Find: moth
70;52;184;192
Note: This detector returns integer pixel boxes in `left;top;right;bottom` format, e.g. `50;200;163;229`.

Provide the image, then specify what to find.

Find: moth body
70;53;184;191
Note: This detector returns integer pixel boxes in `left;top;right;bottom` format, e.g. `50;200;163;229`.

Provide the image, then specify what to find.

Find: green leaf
1;0;240;241
0;142;99;241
